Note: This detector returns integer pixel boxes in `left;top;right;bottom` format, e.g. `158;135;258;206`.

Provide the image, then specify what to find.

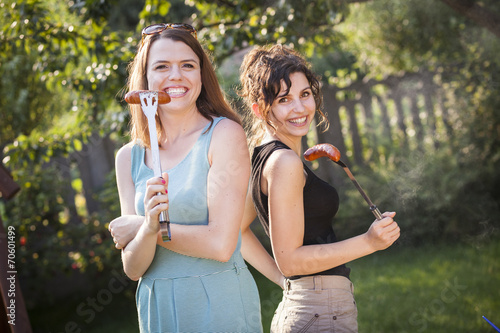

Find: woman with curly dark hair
239;44;400;332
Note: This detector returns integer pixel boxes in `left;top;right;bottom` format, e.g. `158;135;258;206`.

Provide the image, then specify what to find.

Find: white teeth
166;88;186;95
289;117;307;124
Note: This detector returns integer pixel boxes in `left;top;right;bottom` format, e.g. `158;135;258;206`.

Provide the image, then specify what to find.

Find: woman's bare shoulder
115;142;137;167
264;147;303;180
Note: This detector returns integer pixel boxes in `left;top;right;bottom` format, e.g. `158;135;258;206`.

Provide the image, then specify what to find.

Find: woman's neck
262;131;302;156
158;108;210;146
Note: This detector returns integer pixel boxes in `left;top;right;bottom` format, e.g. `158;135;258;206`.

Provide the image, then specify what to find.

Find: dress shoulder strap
130;143;145;184
197;116;225;152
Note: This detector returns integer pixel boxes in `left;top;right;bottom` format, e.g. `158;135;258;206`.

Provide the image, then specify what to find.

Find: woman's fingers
367;211;401;250
145;193;169;212
143;176;169;229
381;211;396;219
161;172;169;186
380;216;400;244
146;177;168;194
114;237;123;249
144;177;168;205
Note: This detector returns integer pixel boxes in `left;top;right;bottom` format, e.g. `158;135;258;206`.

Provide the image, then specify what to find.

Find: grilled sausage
304;143;341;162
124;90;171;104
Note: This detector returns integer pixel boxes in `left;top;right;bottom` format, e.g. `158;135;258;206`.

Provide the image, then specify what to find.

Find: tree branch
439;0;500;38
328;0;500;38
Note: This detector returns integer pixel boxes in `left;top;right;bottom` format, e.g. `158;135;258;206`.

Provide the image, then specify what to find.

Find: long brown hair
126;28;240;148
239;44;328;151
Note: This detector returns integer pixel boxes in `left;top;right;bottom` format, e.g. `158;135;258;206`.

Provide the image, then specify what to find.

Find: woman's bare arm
155;119;251;262
240;187;284;288
265;150;400;277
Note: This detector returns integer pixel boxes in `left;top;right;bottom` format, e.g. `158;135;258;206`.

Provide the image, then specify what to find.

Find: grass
350;240;500;333
252;240;500;333
29;240;499;332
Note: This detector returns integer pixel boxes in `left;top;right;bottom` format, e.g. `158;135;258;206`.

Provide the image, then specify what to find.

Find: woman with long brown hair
109;24;262;332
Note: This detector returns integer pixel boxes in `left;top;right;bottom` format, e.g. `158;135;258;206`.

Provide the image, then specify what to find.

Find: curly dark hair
239;44;328;149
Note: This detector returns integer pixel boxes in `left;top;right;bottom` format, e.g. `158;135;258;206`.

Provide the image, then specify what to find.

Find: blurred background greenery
0;0;499;332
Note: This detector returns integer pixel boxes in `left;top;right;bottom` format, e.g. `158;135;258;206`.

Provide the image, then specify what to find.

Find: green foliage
1;0;499;320
0;0;130;308
334;146;500;246
343;0;467;72
326;0;500;246
0;1;52;148
188;0;348;61
1;157;122;307
387;150;499;245
0;0;133;151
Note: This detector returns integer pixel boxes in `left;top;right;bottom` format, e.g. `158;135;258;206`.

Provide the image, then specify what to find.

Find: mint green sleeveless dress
131;117;262;333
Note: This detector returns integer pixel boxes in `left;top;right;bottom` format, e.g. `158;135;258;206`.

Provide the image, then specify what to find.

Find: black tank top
251;140;350;279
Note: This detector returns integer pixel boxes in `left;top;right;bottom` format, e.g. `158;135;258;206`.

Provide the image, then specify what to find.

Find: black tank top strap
251;140;290;235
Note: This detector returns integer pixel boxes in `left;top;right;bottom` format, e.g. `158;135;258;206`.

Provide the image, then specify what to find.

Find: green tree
333;0;500;243
0;0;134;306
1;0;499;317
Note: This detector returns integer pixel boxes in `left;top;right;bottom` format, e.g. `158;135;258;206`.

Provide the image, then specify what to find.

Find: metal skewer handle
304;143;384;221
138;91;171;242
370;205;383;221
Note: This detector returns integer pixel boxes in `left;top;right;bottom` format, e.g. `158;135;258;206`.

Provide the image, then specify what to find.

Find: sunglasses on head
141;23;197;45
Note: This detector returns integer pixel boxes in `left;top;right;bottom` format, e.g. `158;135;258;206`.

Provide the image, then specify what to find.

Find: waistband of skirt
142;262;248;281
285;275;353;292
140;245;249;280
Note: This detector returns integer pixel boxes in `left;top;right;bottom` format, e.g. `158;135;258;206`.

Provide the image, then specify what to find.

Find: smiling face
146;38;202;114
267;71;316;142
